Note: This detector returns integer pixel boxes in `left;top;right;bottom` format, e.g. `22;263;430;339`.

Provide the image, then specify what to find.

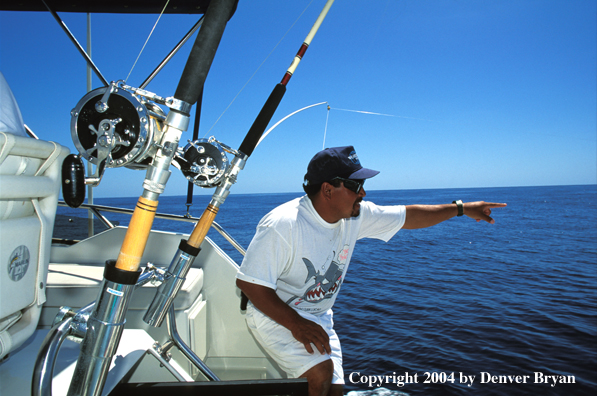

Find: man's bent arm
404;201;507;229
236;279;332;355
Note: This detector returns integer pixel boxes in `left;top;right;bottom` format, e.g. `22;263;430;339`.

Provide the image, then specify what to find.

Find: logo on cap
348;150;360;165
304;146;378;185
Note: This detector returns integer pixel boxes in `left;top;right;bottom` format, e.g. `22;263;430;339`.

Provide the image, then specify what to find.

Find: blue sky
1;0;595;198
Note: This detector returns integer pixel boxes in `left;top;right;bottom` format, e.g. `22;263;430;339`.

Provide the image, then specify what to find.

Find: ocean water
55;185;597;395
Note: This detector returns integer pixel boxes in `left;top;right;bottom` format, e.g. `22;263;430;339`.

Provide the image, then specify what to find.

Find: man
236;146;506;396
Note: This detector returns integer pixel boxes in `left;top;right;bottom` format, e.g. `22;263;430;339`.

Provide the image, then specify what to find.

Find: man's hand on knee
289;316;331;355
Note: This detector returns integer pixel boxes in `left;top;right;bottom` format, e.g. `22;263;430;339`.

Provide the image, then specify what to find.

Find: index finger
485;202;507;208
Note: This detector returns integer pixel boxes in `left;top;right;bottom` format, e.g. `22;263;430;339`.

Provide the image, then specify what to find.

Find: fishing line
203;0;317;138
332;107;395;117
125;0;171;83
257;102;430;149
333;107;435;122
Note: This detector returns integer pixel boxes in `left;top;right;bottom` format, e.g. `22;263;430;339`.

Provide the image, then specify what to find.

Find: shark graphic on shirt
286;246;350;307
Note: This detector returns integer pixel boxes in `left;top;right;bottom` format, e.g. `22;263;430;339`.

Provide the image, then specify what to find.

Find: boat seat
0;73;69;360
0;135;69;359
41;264;204;327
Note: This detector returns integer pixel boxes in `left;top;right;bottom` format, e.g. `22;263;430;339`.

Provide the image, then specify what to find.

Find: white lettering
480;372;531;384
349;372;360;384
459;372;476;386
535;372;576;387
348;372;418;388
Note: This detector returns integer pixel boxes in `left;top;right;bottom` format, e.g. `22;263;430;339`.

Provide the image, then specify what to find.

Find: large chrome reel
70;85;165;170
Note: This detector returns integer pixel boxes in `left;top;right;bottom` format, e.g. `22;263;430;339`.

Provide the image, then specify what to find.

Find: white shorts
245;303;344;384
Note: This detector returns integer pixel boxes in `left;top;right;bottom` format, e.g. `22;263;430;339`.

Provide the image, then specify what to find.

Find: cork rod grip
115;197;158;272
187;204;219;249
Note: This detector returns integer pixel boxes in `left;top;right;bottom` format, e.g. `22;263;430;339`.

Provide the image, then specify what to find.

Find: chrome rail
32;316;75;396
162;305;220;381
58;201;246;256
32;302;95;396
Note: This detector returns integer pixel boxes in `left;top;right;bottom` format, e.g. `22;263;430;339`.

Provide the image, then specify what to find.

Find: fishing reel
175;138;230;188
64;81;234;209
64;81;172;207
70;82;166;172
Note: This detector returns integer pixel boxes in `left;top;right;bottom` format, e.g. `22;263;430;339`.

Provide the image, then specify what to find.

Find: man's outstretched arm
236;279;331;355
403;201;507;229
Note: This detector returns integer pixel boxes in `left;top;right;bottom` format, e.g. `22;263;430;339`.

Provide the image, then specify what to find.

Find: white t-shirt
237;196;406;315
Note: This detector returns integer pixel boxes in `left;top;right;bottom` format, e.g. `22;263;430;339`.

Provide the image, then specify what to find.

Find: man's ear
321;182;334;200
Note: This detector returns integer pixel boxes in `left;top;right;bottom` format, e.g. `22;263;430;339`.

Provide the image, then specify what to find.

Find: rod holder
66;261;141;396
144;240;200;327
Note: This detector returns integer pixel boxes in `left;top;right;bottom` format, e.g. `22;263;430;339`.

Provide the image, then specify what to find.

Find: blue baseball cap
303;146;379;185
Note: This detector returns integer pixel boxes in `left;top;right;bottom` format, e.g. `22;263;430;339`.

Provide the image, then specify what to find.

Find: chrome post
33;301;95;396
146;343;190;381
209;153;247;209
144;240;200;327
66;261;141;396
140;108;190;202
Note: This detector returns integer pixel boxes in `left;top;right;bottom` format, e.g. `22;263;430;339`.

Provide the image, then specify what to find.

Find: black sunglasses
331;177;365;194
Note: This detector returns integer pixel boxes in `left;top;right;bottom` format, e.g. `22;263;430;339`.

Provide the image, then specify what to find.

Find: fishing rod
238;0;335;158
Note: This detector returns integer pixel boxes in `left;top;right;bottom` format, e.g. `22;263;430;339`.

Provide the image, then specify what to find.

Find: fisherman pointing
236;146;506;396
